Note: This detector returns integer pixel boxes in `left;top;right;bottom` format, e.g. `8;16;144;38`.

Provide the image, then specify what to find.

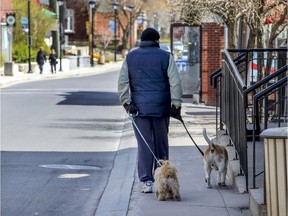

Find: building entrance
171;24;201;99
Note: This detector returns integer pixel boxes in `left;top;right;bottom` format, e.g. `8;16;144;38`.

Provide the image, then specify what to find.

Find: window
65;9;74;33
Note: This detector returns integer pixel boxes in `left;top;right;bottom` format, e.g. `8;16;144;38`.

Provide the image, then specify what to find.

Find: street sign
86;21;91;35
109;20;115;32
6;13;16;27
21;17;29;34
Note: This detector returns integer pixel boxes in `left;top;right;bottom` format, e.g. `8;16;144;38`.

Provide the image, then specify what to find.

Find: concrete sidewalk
95;101;252;216
0;61;123;88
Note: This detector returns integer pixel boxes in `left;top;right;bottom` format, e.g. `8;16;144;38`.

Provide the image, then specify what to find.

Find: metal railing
209;53;246;133
244;65;287;135
227;48;287;86
221;49;248;189
252;75;287;190
212;48;287;192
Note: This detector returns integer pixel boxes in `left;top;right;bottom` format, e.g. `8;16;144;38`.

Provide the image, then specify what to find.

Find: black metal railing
244;65;287;136
252;75;287;202
227;48;287;86
214;48;287;192
221;49;248;190
209;53;246;133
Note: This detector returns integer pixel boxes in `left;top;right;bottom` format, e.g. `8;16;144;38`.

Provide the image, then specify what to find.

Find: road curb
95;117;137;216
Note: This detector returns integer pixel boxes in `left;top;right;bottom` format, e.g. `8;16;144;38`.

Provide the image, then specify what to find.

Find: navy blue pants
133;116;170;182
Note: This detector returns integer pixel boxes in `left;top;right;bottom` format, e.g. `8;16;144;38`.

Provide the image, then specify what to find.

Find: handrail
212;72;222;88
253;76;287;101
209;68;221;86
252;76;288;189
209;52;246;87
221;49;248;190
244;65;287;95
222;49;246;88
227;48;287;52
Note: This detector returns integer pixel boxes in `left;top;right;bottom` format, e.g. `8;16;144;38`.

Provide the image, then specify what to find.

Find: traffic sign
6;13;16;26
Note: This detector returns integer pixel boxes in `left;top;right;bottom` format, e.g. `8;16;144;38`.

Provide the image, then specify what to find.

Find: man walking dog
118;28;183;193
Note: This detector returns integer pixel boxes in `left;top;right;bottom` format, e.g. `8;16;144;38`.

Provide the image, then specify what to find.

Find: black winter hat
140;28;160;41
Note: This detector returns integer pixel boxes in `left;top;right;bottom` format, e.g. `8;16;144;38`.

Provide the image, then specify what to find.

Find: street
1;70;126;216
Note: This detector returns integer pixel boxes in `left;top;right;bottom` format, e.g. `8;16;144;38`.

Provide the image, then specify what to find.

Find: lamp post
112;1;118;62
27;0;32;73
57;0;64;72
89;0;96;67
126;4;133;50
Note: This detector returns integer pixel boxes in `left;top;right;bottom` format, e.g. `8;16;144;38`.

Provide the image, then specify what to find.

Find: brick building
0;0;13;62
201;23;224;106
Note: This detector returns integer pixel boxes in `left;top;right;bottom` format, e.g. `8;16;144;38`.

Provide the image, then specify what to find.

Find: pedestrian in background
36;47;46;74
49;48;58;74
118;28;183;193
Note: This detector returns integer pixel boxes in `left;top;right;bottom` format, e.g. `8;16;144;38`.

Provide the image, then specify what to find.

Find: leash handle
128;114;161;166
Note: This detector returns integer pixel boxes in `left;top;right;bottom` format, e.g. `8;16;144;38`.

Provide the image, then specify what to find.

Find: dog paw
206;185;212;188
157;194;166;201
218;182;226;187
174;195;181;201
157;197;166;201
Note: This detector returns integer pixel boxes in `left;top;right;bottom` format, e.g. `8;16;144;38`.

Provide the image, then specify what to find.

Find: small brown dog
203;128;228;188
154;160;181;201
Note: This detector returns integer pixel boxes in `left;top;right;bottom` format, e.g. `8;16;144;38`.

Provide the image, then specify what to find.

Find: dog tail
202;128;213;145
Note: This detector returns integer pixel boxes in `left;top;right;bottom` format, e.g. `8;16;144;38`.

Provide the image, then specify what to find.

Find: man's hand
170;105;182;121
124;102;139;115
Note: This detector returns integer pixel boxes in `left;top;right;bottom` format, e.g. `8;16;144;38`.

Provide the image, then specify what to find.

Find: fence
221;49;248;189
210;48;287;192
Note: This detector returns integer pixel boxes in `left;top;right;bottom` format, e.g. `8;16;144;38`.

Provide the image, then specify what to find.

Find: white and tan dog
203;128;228;188
154;160;181;201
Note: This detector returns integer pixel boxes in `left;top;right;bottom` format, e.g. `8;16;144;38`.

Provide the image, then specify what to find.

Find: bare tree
166;0;244;48
165;0;288;49
96;25;113;53
103;0;170;50
101;0;146;50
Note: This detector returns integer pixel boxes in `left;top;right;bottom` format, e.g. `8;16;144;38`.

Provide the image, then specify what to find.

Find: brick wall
201;23;224;106
66;0;89;44
0;0;12;20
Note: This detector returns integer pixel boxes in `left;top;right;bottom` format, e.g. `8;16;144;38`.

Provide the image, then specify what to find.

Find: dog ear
202;128;213;145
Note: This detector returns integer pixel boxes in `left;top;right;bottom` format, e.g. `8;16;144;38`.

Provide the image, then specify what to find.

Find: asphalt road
1;71;126;216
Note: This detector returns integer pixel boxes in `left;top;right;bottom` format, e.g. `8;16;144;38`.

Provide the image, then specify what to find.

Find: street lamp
89;0;96;67
57;0;64;72
27;0;32;73
112;0;118;62
126;4;133;50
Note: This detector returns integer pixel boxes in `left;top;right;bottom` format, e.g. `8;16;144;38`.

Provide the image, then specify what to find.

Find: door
171;24;201;98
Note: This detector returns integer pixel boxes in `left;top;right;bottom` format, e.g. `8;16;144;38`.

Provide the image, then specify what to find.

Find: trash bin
260;127;287;216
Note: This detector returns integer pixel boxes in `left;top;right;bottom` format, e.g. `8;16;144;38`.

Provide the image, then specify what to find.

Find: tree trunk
121;28;130;50
227;22;237;49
